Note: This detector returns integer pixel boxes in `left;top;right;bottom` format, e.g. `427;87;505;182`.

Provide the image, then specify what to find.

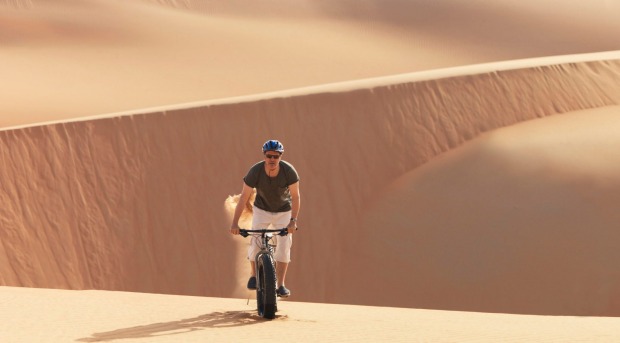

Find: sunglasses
265;153;281;159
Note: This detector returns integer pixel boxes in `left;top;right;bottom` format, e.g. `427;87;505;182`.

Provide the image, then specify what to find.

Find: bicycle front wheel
256;253;277;319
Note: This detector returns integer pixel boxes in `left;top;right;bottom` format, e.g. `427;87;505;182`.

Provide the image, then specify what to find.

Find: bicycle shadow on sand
76;310;281;342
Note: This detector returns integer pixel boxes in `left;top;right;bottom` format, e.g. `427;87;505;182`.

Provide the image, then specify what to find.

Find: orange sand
2;286;620;343
2;1;620;341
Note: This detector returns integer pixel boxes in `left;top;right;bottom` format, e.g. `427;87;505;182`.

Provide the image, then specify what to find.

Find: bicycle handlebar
239;228;289;238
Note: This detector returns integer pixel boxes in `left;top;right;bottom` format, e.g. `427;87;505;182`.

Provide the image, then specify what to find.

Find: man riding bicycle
230;139;300;297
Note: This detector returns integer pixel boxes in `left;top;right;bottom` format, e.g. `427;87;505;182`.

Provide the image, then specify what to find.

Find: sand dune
361;105;620;315
2;0;620;125
2;286;620;343
1;56;619;316
2;0;620;340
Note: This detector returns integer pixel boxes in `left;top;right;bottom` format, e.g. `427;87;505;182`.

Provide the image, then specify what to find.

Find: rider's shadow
76;310;276;342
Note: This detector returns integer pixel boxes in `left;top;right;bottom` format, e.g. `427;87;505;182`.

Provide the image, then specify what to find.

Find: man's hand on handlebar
286;220;297;234
230;225;241;235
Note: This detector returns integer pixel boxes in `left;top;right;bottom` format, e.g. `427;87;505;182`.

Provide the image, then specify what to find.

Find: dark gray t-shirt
243;160;300;212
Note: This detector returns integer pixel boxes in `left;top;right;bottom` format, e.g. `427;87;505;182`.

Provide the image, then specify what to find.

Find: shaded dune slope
362;106;620;316
1;58;619;315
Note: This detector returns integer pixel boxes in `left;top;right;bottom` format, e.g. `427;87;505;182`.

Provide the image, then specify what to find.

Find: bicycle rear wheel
256;253;277;319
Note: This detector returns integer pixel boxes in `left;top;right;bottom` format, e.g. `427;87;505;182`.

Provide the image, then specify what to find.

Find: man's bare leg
276;262;288;288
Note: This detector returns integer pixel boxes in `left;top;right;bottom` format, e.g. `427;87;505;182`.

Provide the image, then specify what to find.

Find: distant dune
2;2;620;341
2;0;620;125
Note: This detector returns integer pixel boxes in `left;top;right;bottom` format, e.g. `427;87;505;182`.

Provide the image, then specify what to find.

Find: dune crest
0;0;32;8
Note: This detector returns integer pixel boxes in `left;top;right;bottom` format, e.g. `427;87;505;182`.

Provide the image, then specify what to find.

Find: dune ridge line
2;51;619;133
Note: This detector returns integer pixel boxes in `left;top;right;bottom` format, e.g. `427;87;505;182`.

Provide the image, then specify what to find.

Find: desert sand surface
361;105;620;315
2;56;620;314
2;0;620;341
2;286;620;343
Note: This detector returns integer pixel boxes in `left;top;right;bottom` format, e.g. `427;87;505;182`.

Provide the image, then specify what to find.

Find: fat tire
256;253;277;319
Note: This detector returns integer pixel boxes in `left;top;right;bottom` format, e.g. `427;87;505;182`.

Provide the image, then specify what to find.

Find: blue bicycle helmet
262;139;284;153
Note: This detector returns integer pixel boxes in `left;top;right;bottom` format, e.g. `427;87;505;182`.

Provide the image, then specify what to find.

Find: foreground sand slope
1;56;620;316
2;0;620;125
2;286;620;343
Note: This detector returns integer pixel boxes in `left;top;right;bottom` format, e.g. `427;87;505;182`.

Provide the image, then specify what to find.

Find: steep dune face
1;59;619;316
0;117;243;296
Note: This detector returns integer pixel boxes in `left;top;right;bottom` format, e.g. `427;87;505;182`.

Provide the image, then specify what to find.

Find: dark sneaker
247;276;257;290
276;285;290;298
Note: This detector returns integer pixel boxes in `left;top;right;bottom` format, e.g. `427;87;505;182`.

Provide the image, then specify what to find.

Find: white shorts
248;206;293;263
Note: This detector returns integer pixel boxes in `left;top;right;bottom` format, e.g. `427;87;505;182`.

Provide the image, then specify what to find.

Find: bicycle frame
239;228;288;319
241;228;288;270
